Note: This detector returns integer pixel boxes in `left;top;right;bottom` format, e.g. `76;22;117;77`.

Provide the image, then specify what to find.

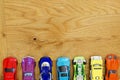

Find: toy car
3;57;18;80
105;54;120;80
39;56;52;80
73;56;86;80
21;56;36;80
57;57;70;80
90;56;103;80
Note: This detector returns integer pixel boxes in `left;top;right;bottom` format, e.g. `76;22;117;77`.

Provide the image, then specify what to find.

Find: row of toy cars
3;54;120;80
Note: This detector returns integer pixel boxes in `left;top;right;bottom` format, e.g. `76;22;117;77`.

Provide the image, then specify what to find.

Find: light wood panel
0;0;7;79
1;0;120;80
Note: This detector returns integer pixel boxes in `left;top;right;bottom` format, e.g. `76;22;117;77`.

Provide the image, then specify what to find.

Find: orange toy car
105;54;120;80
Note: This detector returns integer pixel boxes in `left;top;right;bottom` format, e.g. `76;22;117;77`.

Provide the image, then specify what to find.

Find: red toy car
105;54;120;80
3;57;18;80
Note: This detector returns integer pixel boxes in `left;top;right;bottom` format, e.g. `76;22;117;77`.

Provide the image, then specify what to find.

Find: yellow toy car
90;56;103;80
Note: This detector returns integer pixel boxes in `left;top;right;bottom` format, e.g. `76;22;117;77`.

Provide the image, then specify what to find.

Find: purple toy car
21;56;36;80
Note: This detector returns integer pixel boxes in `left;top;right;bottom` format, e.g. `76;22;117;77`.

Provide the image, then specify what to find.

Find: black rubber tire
72;59;76;65
83;60;87;64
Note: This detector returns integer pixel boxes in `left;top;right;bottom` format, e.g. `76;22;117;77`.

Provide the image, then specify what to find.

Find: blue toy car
39;56;52;80
56;57;70;80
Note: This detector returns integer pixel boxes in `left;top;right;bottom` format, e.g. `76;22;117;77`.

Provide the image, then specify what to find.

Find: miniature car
90;56;103;80
105;54;120;80
73;56;86;80
57;57;70;80
21;56;36;80
39;56;52;80
3;57;18;80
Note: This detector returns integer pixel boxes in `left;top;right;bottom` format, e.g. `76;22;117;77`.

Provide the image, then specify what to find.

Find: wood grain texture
0;0;120;80
0;0;7;79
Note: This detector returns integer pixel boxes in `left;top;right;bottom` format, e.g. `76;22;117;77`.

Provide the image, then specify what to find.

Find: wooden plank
0;0;3;78
0;0;7;79
3;0;120;79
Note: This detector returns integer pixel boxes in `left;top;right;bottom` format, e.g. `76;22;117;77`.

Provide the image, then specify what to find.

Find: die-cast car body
39;56;52;80
73;56;86;80
105;54;120;80
3;57;18;80
90;56;103;80
21;56;36;80
57;57;70;80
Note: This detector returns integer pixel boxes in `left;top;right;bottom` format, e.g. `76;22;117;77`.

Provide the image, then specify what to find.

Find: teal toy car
56;57;70;80
73;56;87;80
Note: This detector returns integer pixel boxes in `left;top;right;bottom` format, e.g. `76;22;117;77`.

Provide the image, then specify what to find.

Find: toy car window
5;68;15;72
59;66;68;72
61;73;67;77
108;70;117;77
94;68;102;69
24;72;32;76
109;70;116;74
93;64;101;66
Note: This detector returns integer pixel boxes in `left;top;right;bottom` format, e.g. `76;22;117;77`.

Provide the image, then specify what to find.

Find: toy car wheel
89;70;91;80
89;58;91;68
72;59;76;65
104;76;106;80
83;60;87;64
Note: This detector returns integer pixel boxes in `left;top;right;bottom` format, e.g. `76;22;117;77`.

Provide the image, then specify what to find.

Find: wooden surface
0;0;120;80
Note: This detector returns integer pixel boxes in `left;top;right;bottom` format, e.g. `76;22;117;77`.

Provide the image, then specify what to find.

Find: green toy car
73;56;87;80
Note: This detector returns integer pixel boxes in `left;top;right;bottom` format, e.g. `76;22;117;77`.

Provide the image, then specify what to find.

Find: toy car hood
106;54;120;70
57;57;70;67
73;56;86;64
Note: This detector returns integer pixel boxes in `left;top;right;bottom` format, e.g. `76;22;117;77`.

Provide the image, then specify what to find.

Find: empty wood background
0;0;120;80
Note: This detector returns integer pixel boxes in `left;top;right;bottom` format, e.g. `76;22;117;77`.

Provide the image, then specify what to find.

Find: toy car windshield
109;70;116;74
108;70;117;77
61;73;67;77
5;68;15;72
41;62;50;70
93;64;102;66
42;62;50;67
59;66;68;72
